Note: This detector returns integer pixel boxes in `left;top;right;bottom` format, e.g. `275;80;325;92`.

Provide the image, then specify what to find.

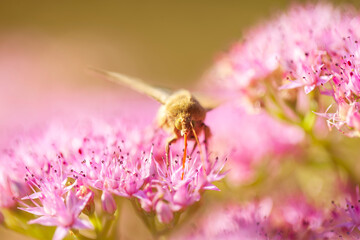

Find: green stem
263;80;300;124
74;232;94;240
99;215;113;239
130;199;158;237
263;78;358;184
129;198;188;240
306;129;358;184
323;141;358;184
107;208;120;240
89;213;102;236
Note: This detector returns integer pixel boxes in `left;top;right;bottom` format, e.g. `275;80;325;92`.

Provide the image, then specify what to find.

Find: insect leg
165;135;178;169
189;140;198;156
203;124;212;164
190;122;206;174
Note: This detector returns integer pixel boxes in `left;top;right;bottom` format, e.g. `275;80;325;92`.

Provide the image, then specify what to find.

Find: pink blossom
0;148;31;207
321;187;360;239
19;170;93;240
344;102;360;132
206;3;360;137
173;194;345;240
207;3;348;93
101;191;117;214
134;152;226;223
8;118;225;226
30;191;93;240
55;120;226;224
75;184;95;216
330;187;360;235
173;199;273;240
270;195;326;239
156;201;173;224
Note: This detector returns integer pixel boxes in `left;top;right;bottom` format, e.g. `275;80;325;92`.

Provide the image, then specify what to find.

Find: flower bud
124;174;143;196
337;97;350;121
347;103;360;132
156;201;173;224
349;73;360;95
9;180;29;199
101;191;117;215
173;183;190;210
76;185;95;216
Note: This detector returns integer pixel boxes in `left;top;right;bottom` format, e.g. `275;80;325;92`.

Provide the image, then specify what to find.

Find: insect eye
175;118;182;130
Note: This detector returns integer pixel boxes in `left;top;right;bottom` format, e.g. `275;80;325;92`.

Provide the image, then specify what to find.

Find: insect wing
89;67;170;104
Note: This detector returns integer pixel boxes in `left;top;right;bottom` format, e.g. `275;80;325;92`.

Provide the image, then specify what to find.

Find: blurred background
0;0;359;239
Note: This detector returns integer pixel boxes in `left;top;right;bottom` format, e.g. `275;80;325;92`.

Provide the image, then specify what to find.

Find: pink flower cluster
1;119;225;239
173;198;273;240
175;191;360;240
209;3;360;136
19;174;94;240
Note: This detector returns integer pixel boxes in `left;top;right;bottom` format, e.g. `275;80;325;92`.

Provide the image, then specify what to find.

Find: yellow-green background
1;0;357;89
0;1;358;239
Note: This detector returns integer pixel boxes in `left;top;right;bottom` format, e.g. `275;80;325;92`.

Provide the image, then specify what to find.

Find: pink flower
330;187;360;235
19;173;93;240
11;136;96;240
30;191;93;240
8;118;226;227
101;191;117;214
75;184;95;216
205;2;360;137
270;195;326;239
0;145;34;207
207;3;347;93
173;199;273;240
39;119;155;199
156;201;173;224
346;103;360;131
280;61;332;95
0;122;83;208
134;152;226;223
321;187;360;238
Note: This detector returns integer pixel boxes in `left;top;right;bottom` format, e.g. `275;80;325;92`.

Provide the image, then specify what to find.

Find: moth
90;68;216;178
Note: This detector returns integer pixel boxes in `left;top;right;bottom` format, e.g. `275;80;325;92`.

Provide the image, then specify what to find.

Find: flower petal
73;218;94;230
53;227;69;240
29;216;59;226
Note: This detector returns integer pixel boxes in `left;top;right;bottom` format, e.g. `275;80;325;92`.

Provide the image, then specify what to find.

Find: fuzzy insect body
157;89;206;137
90;68;212;178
